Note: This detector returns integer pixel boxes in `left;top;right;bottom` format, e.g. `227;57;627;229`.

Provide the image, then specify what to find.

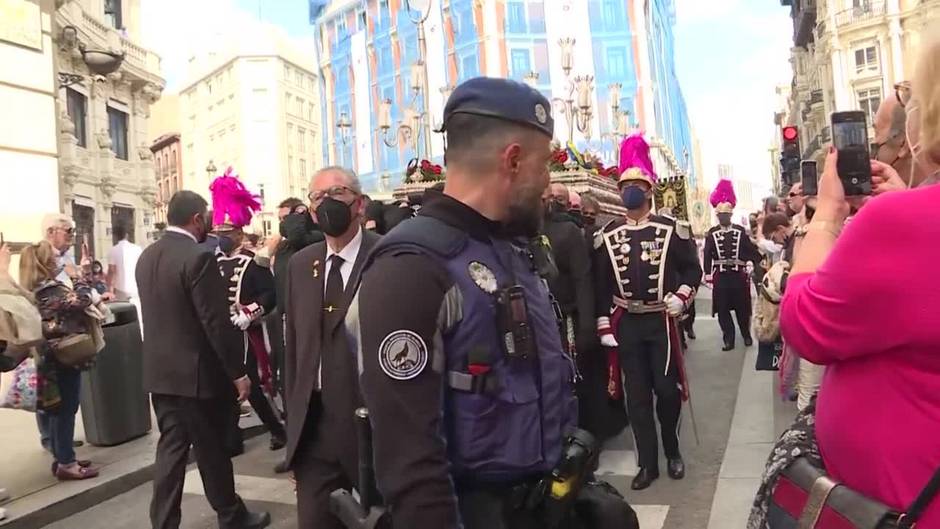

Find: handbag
769;457;940;529
1;356;39;411
756;338;783;371
51;333;98;367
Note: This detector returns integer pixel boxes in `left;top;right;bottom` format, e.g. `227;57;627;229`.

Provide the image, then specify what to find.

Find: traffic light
780;126;801;185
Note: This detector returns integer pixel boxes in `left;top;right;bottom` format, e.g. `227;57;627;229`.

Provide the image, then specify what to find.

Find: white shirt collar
325;226;364;265
165;226;198;243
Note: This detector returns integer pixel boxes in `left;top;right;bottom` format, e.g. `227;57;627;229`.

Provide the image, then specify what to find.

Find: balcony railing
793;0;817;47
835;1;886;27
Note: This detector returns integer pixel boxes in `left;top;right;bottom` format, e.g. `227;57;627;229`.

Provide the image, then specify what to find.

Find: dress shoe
240;511;271;529
744;336;754;347
273;459;290;474
722;342;734;351
269;432;286;451
631;467;659;490
687;329;696;340
55;463;99;481
667;457;685;479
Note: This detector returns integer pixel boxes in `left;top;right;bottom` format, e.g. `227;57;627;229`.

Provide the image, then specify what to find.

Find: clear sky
142;0;793;200
674;0;793;200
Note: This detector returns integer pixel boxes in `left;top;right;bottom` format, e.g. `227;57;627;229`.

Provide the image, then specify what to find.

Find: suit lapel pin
312;259;320;278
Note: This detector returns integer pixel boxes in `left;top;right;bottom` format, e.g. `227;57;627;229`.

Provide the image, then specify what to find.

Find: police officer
354;77;578;529
594;135;702;491
704;179;762;351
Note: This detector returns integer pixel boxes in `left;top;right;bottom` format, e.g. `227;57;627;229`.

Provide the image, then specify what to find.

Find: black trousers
458;488;543;529
682;301;696;333
150;394;248;529
245;344;285;438
616;312;682;470
713;271;752;345
294;395;360;529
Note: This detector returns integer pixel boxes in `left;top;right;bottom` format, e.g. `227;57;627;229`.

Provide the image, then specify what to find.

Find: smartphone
831;111;872;195
801;161;818;196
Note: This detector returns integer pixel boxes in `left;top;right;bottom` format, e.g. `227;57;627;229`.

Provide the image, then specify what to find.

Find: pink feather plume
618;134;658;183
209;167;262;228
709;178;737;208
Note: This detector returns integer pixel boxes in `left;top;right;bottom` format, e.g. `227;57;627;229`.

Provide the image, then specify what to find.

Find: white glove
600;334;619;348
231;310;252;331
664;293;685;317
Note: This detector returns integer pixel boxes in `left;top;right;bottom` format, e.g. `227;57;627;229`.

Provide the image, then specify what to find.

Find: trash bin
80;301;152;446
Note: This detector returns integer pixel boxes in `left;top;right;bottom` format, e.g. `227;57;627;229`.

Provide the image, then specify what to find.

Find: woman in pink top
771;30;940;526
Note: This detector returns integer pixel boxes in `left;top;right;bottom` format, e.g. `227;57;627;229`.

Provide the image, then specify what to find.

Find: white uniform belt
612;297;666;314
714;259;746;267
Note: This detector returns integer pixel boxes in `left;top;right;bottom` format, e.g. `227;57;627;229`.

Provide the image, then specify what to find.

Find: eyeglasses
308;185;357;204
895;81;912;108
787;192;800;198
56;226;75;235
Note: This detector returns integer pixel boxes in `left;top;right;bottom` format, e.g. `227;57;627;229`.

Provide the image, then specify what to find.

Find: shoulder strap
900;468;940;527
366;215;469;267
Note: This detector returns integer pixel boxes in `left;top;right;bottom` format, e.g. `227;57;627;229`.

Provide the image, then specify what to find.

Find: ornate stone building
55;0;164;257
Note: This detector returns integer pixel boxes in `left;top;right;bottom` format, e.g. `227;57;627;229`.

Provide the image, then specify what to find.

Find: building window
298;127;306;151
854;45;878;74
66;88;87;148
460;54;479;81
296;96;304;116
107;106;128;160
358;9;367;31
299;158;306;179
857;87;882;122
507;2;526;33
285;92;292;112
308;102;315;121
606;46;627;78
379;0;390;29
528;1;546;33
337;15;348;41
287;123;293;147
104;0;122;29
207;81;213;95
603;0;620;30
510;49;531;79
288;155;294;177
284;64;291;80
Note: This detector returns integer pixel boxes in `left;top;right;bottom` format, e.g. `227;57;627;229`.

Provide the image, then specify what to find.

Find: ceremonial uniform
594;135;702;491
210;170;285;450
703;224;762;348
353;78;578;529
705;179;762;350
593;214;701;474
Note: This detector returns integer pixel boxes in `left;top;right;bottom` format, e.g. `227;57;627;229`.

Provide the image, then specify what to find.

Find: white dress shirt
165;226;197;242
318;227;364;388
323;226;363;289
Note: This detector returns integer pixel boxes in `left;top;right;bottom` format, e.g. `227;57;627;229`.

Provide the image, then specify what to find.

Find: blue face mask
621;186;648;209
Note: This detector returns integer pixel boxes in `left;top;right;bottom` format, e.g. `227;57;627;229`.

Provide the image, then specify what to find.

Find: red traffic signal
782;126;799;142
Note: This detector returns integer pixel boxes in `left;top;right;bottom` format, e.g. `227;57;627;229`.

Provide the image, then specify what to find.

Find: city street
43;301;791;529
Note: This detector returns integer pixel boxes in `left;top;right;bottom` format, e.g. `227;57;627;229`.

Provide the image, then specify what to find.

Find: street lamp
378;99;418;149
205;160;217;179
552;38;595;142
336;112;352;145
401;0;433;160
57;25;125;89
523;71;540;88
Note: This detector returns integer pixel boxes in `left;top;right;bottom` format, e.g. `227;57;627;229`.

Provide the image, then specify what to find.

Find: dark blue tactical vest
370;215;578;483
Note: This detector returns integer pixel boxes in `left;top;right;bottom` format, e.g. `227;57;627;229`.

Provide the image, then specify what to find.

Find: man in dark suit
283;167;380;528
137;191;270;529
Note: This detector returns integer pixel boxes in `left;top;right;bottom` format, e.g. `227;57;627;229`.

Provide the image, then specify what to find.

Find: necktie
323;254;345;332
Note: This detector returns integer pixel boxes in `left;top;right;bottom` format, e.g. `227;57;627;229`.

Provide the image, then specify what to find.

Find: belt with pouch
612;297;666;314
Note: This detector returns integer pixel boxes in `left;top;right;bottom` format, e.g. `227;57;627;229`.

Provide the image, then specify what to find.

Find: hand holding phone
831;111;872;195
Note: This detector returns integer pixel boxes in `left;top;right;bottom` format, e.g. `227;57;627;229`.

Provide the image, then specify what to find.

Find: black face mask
718;213;733;227
583;214;597;227
218;235;237;255
316;197;354;237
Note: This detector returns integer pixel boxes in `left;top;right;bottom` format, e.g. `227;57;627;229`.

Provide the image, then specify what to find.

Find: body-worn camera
496;285;534;359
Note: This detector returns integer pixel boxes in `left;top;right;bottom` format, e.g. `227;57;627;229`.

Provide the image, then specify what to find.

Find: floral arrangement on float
549;140;619;178
403;157;444;184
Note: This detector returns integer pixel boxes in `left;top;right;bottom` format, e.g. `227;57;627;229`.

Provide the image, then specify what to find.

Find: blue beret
441;77;554;138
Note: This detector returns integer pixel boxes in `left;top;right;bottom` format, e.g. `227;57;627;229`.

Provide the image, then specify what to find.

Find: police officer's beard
505;192;544;238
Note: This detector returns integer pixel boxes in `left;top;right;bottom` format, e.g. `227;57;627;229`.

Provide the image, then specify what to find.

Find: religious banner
654;176;690;221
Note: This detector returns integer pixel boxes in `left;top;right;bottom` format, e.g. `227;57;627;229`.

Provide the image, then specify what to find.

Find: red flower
433;166;442;175
420;159;431;169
